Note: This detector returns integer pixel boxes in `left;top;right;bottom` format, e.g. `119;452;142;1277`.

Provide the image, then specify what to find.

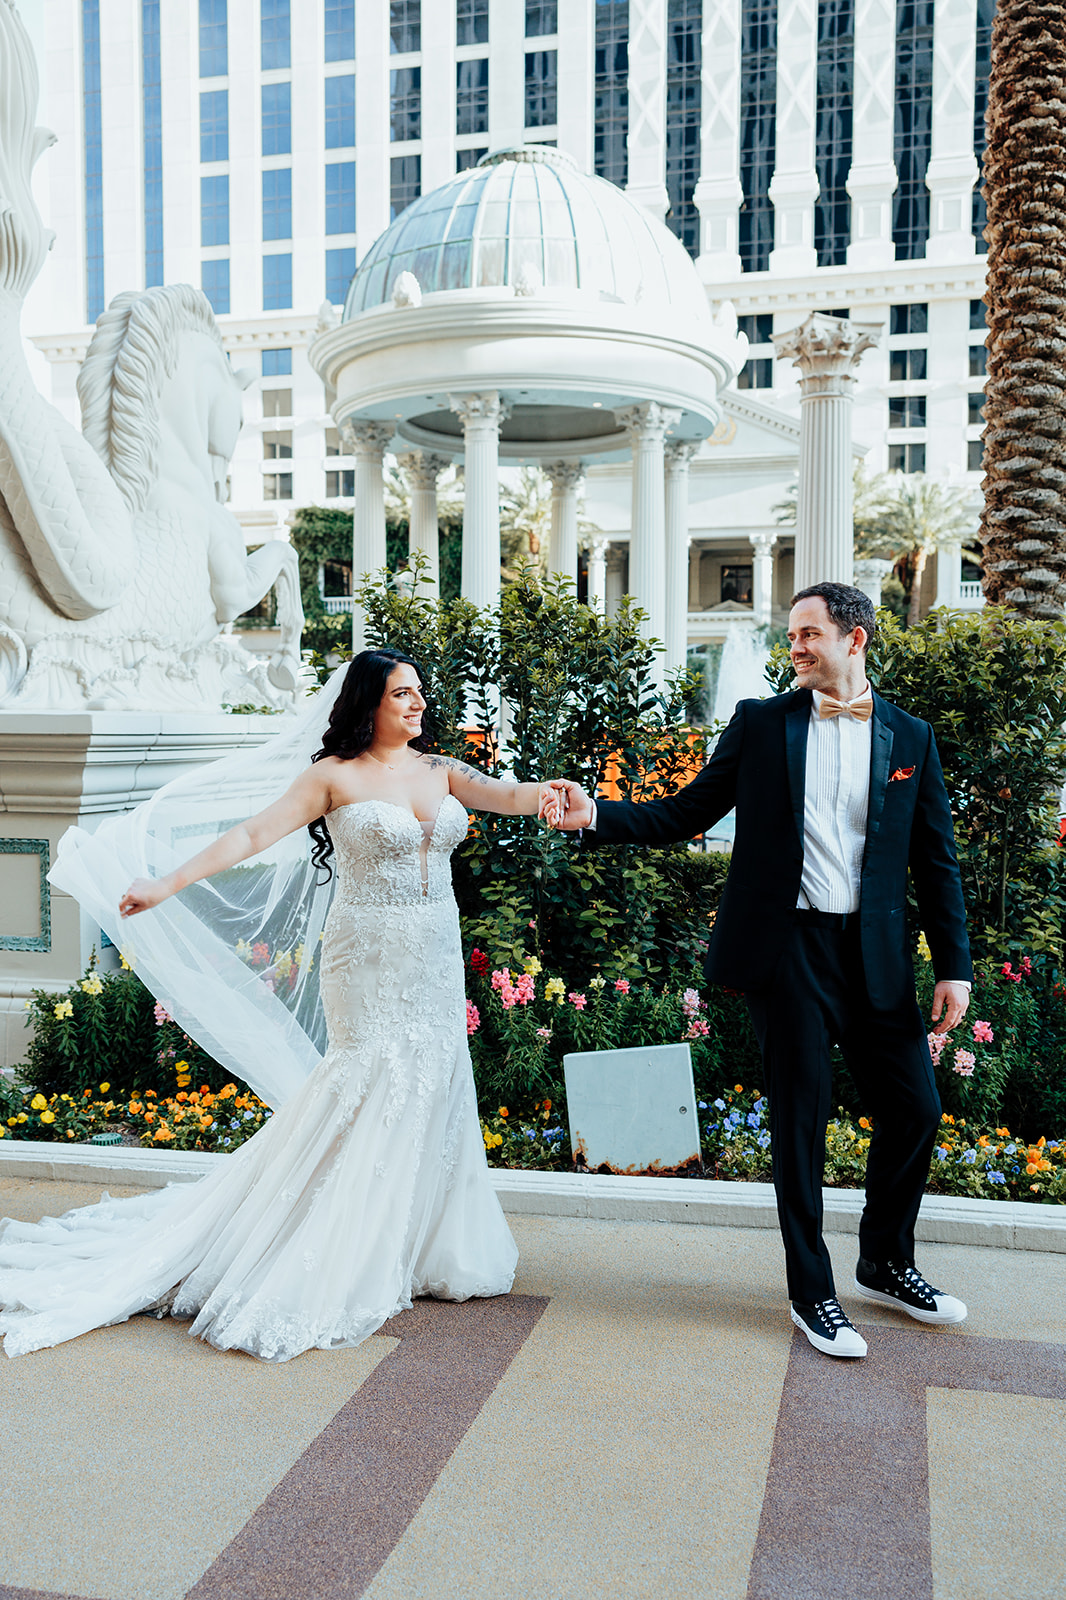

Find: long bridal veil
48;667;350;1109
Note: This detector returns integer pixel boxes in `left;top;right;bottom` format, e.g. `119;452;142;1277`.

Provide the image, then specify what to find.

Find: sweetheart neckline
326;794;460;837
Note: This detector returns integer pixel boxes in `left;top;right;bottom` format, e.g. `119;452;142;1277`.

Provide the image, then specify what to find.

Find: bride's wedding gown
0;797;518;1362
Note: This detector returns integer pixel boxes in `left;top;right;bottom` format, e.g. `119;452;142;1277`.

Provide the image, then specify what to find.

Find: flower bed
1;1081;271;1153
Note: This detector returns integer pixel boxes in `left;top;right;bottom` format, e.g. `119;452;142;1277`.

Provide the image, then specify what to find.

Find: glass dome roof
343;146;709;323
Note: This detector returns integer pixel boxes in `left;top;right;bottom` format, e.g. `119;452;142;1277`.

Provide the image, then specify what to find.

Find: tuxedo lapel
785;693;810;850
866;697;894;839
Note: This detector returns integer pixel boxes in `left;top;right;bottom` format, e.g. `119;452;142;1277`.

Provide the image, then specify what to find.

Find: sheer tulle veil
48;665;352;1108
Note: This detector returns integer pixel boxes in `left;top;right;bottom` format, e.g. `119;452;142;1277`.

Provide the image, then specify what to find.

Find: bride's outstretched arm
424;755;567;821
119;765;335;917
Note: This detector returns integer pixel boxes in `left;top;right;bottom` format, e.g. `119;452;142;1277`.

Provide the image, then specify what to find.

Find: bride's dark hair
307;647;432;879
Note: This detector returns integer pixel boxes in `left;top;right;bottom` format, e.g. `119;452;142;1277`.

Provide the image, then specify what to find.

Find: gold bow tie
818;693;873;723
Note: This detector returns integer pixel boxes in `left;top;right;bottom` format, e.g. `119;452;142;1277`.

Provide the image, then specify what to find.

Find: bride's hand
119;877;167;918
537;781;568;827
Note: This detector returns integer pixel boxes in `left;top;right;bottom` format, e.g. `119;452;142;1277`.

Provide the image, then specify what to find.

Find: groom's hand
540;779;593;830
930;981;970;1033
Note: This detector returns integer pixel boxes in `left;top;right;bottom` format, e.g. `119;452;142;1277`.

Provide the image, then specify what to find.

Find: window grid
262;169;292;240
201;257;230;314
325;74;355;147
264;473;294;501
390;154;421;219
261;0;290;69
457;0;489;43
889;348;927;381
738;358;774;389
324;0;354;61
200;90;229;161
968;393;985;426
201;174;229;246
525;50;558;128
737;313;774;343
262;348;292;376
142;1;163;287
325;163;356;234
889;396;926;427
457;58;489;136
893;1;934;260
390;0;421;53
889;302;928;336
970;297;986;330
456;146;488;171
326;246;357;303
967;439;984;472
262;82;292;156
814;0;853;267
526;0;558;33
969;345;988;377
972;0;995;252
199;0;227;77
665;0;701;257
390;67;422;142
263;253;293;310
740;0;777;273
83;0;104;322
594;0;629;187
888;442;925;472
327;470;356;497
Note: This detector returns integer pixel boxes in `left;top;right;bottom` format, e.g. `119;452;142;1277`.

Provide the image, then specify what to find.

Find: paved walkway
0;1174;1063;1600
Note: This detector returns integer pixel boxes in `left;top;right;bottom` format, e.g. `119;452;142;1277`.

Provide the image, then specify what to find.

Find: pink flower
615;978;631;994
536;1027;552;1040
491;969;509;992
686;1018;710;1039
1000;962;1022;984
953;1049;976;1077
972;1019;994;1044
569;992;587;1011
681;987;702;1019
515;974;536;1005
500;991;517;1010
927;1031;947;1064
153;1002;173;1026
1020;955;1032;975
466;1001;480;1035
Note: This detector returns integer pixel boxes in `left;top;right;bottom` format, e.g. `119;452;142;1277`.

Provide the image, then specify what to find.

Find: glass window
526;0;558;33
200;174;229;246
264;431;293;460
740;1;777;272
969;345;988;377
893;1;935;260
968;392;985;426
262;82;292;156
262;348;292;376
594;0;629;187
737;314;774;343
457;0;488;45
972;0;994;252
325;428;341;455
201;257;230;314
888;441;925;472
456;147;487;171
457;59;489;137
143;0;163;287
814;0;854;268
666;0;702;256
390;67;421;141
889;303;928;336
737;357;774;389
324;0;354;61
721;565;753;604
390;0;420;53
970;297;986;330
967;439;984;472
889;396;926;428
525;50;558;127
262;169;292;240
264;473;293;502
263;252;293;310
263;388;292;417
325;163;356;233
327;470;356;497
261;0;290;69
889;348;926;382
390;154;421;218
200;90;229;161
84;0;104;322
326;246;358;303
199;0;227;77
325;74;355;147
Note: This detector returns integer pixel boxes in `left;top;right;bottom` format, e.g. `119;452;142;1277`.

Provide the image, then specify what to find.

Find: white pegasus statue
0;0;302;710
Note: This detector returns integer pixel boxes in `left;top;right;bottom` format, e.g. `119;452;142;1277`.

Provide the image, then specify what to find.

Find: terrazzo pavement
0;1175;1063;1600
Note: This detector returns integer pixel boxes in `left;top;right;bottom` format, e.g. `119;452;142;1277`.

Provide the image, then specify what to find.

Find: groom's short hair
791;582;877;653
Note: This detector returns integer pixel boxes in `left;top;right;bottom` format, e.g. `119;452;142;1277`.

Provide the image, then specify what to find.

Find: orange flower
199;1115;213;1129
498;1106;509;1118
128;1101;143;1116
1037;1136;1047;1148
734;1084;744;1093
1026;1162;1039;1175
144;1111;156;1124
859;1117;872;1131
176;1092;188;1103
942;1114;955;1125
978;1136;990;1147
153;1125;175;1143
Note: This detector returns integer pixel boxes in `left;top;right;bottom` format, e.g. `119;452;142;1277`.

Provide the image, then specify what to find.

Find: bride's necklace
365;748;406;771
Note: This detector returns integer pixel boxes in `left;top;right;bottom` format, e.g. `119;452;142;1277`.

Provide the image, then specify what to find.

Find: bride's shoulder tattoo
425;753;492;786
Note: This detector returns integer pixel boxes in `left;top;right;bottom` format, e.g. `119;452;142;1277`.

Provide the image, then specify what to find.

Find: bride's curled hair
307;647;432;879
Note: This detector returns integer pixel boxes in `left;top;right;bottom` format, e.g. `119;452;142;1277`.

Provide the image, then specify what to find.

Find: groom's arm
587;703;745;849
908;724;973;986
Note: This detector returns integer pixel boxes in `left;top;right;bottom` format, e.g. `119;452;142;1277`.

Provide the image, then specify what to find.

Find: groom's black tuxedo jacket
589;688;972;1011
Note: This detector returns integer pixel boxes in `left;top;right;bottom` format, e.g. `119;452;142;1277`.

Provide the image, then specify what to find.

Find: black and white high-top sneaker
854;1257;967;1324
790;1297;868;1357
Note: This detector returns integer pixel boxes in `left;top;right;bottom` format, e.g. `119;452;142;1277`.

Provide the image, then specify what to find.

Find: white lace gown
0;797;518;1362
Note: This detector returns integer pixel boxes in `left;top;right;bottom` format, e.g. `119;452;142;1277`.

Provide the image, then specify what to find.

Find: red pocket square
890;766;916;782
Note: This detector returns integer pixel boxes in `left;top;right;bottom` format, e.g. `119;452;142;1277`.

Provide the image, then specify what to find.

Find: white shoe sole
853;1280;967;1324
790;1305;868;1358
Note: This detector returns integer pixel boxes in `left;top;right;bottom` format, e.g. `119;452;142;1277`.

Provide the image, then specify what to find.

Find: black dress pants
745;910;942;1305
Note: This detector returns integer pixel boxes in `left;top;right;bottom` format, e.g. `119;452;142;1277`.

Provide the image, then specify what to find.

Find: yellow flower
30;1093;47;1111
174;1060;189;1072
99;1082;110;1094
6;1117;15;1127
544;977;565;1004
40;1110;55;1124
523;956;542;976
80;973;104;996
176;1075;191;1088
0;1127;5;1138
53;999;74;1020
917;932;932;962
66;1130;75;1138
16;1112;27;1124
589;975;606;990
119;949;134;970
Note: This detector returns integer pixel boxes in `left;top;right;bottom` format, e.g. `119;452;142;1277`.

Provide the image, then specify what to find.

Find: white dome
344;146;709;323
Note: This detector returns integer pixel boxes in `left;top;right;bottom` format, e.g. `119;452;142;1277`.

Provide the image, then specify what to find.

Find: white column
924;0;979;263
420;0;456;193
772;315;881;592
689;543;703;608
544;461;584;586
587;536;610;616
665;442;700;676
557;0;595;173
768;0;819;275
488;0;526;149
749;532;778;628
855;557;895;609
694;0;744;277
625;0;669;218
617;403;681;683
398;451;451;596
450;393;508;612
342;420;393;651
846;0;898;267
934;539;963;608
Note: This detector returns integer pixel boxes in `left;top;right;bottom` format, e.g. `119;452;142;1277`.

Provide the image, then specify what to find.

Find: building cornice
701;254;988;313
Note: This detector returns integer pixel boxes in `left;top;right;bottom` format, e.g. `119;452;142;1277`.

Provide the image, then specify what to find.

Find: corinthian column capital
397;450;452;491
772;313;882;399
664;439;702;473
449;392;511;430
615;402;683;445
341;419;394;458
544;460;585;491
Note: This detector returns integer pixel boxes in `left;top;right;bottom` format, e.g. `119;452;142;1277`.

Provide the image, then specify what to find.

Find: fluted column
343;420;393;651
665;441;700;676
854;556;894;609
449;392;509;612
845;0;898;268
772;314;881;592
617;403;682;685
587;536;609;615
544;461;585;586
749;531;777;627
398;450;451;595
924;0;978;263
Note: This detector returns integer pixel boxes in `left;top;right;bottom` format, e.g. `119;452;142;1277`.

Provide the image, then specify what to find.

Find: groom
548;582;972;1359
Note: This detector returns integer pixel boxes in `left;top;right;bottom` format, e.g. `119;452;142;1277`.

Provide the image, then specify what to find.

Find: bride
0;648;565;1362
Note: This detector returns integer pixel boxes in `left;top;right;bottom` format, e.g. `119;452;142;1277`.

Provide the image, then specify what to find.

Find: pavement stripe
746;1325;1066;1600
184;1293;548;1600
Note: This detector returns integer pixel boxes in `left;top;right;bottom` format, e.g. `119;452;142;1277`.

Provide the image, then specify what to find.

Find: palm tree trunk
979;0;1066;617
907;546;929;626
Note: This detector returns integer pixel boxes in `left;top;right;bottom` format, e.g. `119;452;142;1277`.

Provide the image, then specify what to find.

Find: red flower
470;948;490;976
